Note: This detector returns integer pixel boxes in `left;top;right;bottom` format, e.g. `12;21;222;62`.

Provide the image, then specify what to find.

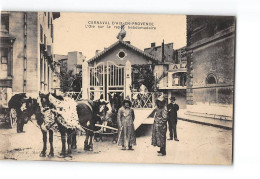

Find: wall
192;35;235;89
144;43;174;63
25;12;38;93
170;90;186;109
68;51;78;74
186;15;235;115
38;12;56;93
9;12;25;93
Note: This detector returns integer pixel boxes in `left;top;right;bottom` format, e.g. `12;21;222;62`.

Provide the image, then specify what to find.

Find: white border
1;0;260;179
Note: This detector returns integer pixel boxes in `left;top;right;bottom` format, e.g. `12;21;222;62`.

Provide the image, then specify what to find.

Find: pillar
125;60;132;99
82;60;89;100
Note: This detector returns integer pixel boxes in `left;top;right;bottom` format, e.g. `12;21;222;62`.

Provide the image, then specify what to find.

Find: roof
52;12;60;20
87;40;159;64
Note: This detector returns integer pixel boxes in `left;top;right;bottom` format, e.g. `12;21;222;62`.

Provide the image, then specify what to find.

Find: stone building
144;42;174;63
186;15;235;116
0;11;60;108
53;51;85;92
145;42;187;108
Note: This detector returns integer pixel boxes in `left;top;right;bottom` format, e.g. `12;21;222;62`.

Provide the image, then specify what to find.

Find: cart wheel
9;108;17;129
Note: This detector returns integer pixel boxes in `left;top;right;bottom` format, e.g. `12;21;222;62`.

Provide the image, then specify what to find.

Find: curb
178;117;233;130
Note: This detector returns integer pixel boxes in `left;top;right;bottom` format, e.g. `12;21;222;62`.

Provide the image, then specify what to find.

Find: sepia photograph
0;11;235;165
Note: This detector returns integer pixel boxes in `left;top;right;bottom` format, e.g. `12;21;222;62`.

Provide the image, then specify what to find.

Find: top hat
170;96;176;101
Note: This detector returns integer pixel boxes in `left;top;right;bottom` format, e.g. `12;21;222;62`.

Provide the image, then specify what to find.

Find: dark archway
206;74;217;85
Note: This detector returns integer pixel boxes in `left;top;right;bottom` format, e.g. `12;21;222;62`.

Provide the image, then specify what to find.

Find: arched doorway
206;74;217;85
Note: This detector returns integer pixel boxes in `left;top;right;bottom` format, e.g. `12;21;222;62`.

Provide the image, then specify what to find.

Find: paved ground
0;118;233;165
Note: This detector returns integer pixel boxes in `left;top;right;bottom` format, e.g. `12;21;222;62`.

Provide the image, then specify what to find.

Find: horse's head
108;92;123;113
38;92;52;108
99;100;113;122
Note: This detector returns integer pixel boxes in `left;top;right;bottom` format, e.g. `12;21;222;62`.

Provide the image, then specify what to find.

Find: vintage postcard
0;11;235;165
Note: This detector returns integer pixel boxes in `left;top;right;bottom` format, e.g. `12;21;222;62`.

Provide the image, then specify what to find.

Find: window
172;74;179;86
51;19;54;42
1;14;9;33
119;51;125;58
48;12;50;28
118;50;127;60
40;25;43;43
206;74;217;85
0;48;8;78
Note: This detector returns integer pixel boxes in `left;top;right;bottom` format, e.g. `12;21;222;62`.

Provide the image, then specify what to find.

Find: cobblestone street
0;119;232;165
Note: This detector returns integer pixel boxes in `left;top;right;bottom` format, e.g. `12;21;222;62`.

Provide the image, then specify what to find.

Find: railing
131;92;157;109
65;91;82;101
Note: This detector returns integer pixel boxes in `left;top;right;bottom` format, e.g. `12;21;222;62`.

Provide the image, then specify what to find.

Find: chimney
162;40;165;63
151;42;156;47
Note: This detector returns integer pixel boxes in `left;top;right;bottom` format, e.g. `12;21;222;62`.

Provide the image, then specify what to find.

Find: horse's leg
40;129;47;157
100;127;103;142
71;129;77;149
84;130;89;151
88;132;94;151
48;130;54;157
59;126;67;157
112;131;117;144
67;129;73;155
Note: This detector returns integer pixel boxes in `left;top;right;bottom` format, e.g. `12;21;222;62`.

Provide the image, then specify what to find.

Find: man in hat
117;96;136;150
167;96;179;141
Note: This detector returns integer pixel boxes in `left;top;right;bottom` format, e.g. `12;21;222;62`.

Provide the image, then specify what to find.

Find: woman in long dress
117;96;136;150
151;95;168;156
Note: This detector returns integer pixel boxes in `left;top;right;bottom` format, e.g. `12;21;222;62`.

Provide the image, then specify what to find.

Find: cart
0;88;17;128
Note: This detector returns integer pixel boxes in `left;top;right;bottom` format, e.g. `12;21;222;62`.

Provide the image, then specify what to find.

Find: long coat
117;106;136;146
167;103;179;124
151;107;168;148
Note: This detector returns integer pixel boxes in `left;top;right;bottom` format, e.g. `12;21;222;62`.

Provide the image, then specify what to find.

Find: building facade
186;15;235;116
145;42;187;108
82;32;187;109
0;11;60;108
84;40;158;103
53;51;85;93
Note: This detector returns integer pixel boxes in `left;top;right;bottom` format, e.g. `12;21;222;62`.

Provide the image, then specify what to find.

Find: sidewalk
178;110;233;130
133;108;233;130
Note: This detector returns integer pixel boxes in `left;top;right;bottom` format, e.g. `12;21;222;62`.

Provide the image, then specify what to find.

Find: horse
38;93;103;155
102;92;123;143
76;98;102;151
7;93;55;157
37;92;76;157
93;93;123;143
9;92;102;157
95;100;113;142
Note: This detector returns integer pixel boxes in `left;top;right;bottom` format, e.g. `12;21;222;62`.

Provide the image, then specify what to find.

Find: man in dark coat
167;96;179;141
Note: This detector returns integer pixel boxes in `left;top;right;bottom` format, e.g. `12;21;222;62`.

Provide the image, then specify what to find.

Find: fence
65;91;82;101
132;92;162;108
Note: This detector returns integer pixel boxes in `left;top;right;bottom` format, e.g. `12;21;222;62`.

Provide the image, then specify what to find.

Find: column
125;60;132;99
82;60;89;99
